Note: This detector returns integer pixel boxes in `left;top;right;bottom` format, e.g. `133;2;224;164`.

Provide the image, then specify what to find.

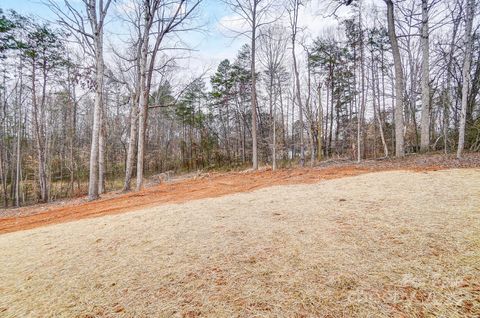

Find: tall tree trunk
0;148;6;207
272;101;277;171
385;0;405;157
305;56;315;166
374;59;388;157
32;60;48;203
251;2;258;170
14;61;23;206
67;63;77;195
277;76;287;157
292;41;304;165
98;97;106;194
123;93;138;191
88;33;104;200
457;0;475;158
380;48;388;156
444;14;460;154
41;63;49;202
291;84;296;159
420;0;430;152
357;0;366;162
443;87;449;153
325;82;329;157
136;32;149;191
269;73;276;170
0;74;7;207
407;49;419;150
329;72;334;157
15;78;22;207
289;0;304;165
317;84;323;161
372;55;388;157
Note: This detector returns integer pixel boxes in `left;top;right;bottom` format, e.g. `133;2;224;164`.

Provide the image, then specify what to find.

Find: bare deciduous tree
384;0;405;157
457;0;475;158
223;0;278;170
48;0;113;200
420;0;431;152
287;0;306;165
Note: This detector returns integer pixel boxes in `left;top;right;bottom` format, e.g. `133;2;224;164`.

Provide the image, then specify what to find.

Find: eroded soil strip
1;154;478;234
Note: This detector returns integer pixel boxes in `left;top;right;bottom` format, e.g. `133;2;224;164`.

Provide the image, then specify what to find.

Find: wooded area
0;0;479;207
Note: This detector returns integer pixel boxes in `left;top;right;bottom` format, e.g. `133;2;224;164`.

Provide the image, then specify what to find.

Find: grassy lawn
1;169;479;317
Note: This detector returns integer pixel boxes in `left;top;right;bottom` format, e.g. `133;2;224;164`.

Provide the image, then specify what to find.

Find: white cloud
217;14;250;37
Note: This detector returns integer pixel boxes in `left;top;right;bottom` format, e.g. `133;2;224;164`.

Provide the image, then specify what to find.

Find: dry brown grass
1;169;479;317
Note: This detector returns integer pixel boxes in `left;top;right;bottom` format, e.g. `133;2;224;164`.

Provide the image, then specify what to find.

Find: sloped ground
1;152;479;234
1;169;479;317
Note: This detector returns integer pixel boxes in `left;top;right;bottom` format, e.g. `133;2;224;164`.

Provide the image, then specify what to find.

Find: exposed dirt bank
1;153;478;234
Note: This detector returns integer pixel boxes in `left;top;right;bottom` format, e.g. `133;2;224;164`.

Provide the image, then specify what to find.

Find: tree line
0;0;478;207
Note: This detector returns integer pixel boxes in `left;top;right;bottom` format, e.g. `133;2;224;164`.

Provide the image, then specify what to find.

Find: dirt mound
1;153;479;234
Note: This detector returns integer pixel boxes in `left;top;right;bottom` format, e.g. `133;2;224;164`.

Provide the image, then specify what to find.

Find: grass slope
1;169;479;317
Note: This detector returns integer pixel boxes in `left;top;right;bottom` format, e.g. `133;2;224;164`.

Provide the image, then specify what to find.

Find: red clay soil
1;153;479;235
